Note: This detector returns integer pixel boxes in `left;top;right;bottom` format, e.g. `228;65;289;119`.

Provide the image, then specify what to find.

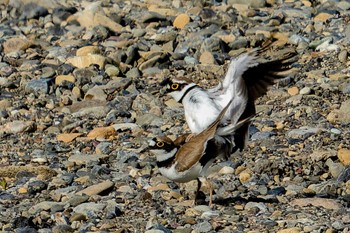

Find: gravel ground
0;0;350;232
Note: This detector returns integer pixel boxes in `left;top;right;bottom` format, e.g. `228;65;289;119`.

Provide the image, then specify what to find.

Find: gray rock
136;113;163;127
25;79;50;95
105;64;120;77
330;128;342;134
28;201;65;215
251;131;274;140
339;82;350;94
125;67;141;79
184;56;199;65
68;153;108;165
325;159;344;179
52;224;74;233
289;34;309;45
337;1;350;10
95;142;112;154
73;202;106;216
66;195;90;207
308;180;340;195
299;87;311;95
193;220;213;233
245;202;268;212
15;227;37;233
287;127;321;140
338;50;348;63
332;220;345;230
84;86;107;101
227;0;265;8
337;166;350;182
20;3;48;20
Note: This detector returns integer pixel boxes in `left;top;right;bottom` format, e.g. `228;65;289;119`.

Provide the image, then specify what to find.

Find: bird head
160;77;196;102
148;136;178;162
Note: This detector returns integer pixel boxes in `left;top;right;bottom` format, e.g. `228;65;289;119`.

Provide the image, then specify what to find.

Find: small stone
332;221;345;230
245;202;267;212
76;46;100;56
55;75;76;85
87;126;116;140
239;170;251;183
73;202;106;216
314;12;333;22
41;67;56;79
72;86;82;98
3;37;32;54
330;128;341;134
25;79;50;95
76;180;114;196
173;13;190;29
57;133;83;143
287;127;320;140
125;67;141;79
28;180;48;195
193;220;212;232
3;120;35;134
219;166;234;174
291;197;342;210
338;149;350;165
277;228;301;233
199;51;216;64
0;99;11;110
18;187;28;194
28;201;65;215
52;224;74;233
105;65;120;77
287;86;299;96
338;50;348;63
67;54;106;69
68;153;108;165
85;86;107;101
299;87;311;95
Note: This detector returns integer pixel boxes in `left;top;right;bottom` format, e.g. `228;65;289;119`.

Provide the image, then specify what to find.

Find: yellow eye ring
156;141;165;147
171;84;179;90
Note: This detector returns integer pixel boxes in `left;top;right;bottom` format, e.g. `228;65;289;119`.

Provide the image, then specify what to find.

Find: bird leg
206;178;213;208
194;178;202;206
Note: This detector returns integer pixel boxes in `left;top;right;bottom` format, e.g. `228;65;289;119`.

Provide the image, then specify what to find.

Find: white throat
152;148;178;162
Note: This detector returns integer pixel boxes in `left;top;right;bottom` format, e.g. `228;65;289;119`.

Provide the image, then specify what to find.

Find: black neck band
178;85;197;103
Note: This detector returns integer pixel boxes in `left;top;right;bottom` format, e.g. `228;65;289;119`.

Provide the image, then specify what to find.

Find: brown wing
175;100;232;172
173;133;192;147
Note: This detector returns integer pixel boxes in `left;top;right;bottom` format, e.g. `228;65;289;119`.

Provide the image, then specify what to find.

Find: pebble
299;87;311;95
173;13;190;29
73;202;106;216
3;37;32;54
25;79;50;95
193;221;212;233
76;180;114;196
28;201;65;215
3;120;35;134
338;149;350;166
55;75;76;85
287;86;299;96
287;127;321;140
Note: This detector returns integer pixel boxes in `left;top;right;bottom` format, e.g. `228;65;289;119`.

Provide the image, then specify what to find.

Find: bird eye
171;84;179;90
156;141;165;147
